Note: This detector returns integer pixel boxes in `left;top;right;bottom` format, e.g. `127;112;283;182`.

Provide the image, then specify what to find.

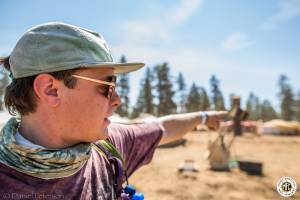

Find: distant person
0;22;226;200
229;96;248;136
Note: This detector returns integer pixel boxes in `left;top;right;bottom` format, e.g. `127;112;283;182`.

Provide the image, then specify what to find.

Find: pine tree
260;99;278;121
154;62;177;116
115;56;130;117
199;87;210;110
131;67;154;118
185;83;201;112
255;96;262;120
210;75;225;110
246;92;260;120
278;74;294;121
176;72;187;113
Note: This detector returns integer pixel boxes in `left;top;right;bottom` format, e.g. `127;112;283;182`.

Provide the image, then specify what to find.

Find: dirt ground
130;131;300;200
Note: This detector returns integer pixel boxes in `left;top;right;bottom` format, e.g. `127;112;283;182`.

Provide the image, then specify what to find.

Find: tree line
115;56;300;122
0;56;299;122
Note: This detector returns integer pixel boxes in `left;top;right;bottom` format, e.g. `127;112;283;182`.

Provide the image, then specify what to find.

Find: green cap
9;22;145;78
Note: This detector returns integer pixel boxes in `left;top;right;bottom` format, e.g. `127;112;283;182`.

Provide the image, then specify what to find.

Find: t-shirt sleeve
107;122;164;177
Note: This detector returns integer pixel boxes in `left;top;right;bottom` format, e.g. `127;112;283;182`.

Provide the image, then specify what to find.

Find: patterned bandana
0;118;91;179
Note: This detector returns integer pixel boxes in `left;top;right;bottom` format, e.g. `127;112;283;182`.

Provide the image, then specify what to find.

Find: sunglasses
72;74;117;99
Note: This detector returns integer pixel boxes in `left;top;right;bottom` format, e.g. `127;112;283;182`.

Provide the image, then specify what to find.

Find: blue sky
0;0;299;110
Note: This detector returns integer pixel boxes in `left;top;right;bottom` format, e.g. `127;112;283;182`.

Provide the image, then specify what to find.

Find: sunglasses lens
108;86;115;99
106;76;116;99
110;76;117;83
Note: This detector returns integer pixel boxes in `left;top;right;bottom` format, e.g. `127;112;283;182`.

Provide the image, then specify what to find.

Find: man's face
58;67;121;143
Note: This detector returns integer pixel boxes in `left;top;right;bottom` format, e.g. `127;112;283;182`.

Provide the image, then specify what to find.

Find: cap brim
86;62;145;74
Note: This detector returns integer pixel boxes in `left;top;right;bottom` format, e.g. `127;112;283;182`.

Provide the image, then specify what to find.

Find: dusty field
130;131;300;200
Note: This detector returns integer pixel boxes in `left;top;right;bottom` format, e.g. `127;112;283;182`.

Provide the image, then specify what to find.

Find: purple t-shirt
0;122;163;200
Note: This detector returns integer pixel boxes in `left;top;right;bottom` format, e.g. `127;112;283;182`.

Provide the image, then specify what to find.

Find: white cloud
168;0;203;25
111;41;300;109
111;43;249;101
112;44;226;74
110;0;299;108
111;43;231;106
259;0;300;30
221;32;254;50
121;0;204;44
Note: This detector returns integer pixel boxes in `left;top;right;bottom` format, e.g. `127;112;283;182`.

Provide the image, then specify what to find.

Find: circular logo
277;177;297;197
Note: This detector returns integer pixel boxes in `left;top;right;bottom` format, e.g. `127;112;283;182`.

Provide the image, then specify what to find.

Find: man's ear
33;74;61;107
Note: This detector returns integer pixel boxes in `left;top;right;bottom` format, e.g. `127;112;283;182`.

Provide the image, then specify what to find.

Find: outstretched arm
158;111;227;145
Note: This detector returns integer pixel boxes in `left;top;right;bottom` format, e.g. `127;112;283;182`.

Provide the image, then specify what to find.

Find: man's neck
19;114;75;149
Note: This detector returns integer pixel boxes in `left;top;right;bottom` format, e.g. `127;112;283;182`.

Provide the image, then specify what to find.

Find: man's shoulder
108;121;163;133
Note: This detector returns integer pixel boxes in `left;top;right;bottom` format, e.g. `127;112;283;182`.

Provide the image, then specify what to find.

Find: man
229;96;248;136
0;22;226;200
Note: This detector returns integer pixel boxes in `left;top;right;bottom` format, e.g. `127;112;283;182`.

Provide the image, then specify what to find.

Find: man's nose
110;92;121;108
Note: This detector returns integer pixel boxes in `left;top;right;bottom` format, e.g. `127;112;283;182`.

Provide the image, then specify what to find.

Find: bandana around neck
0;118;91;179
